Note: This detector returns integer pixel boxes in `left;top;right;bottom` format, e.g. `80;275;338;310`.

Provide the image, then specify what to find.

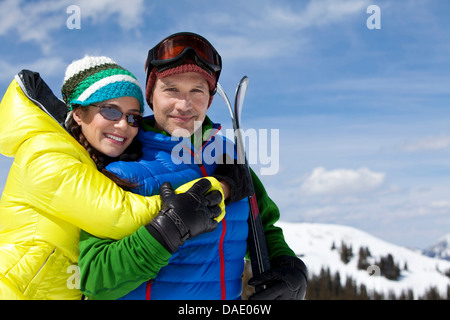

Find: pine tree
378;253;401;280
344;277;356;299
333;270;342;298
388;290;397;300
340;241;353;264
359;283;369;300
357;246;371;270
304;267;449;300
445;268;450;278
422;287;441;300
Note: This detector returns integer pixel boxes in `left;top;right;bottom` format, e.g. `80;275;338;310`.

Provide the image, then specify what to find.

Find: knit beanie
62;56;144;113
145;59;216;109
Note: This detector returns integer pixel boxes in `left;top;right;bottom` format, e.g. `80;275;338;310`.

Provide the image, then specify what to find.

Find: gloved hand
212;154;252;204
146;179;222;252
248;255;308;300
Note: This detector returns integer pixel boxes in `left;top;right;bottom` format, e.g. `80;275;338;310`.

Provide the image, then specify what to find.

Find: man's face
150;72;210;137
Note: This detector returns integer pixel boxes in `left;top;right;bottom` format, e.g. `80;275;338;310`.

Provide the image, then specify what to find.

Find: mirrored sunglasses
93;104;143;128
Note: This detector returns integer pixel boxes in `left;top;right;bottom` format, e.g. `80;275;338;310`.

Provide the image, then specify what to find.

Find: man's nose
174;95;192;111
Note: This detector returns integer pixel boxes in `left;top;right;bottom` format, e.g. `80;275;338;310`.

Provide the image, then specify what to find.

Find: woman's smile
104;133;127;144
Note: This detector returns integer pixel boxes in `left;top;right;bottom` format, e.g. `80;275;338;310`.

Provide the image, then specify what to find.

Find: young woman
0;56;223;300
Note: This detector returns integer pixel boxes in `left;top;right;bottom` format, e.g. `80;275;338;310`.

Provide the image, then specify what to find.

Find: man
78;32;308;300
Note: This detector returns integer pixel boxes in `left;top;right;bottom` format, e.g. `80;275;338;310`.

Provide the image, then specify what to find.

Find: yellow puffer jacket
0;71;224;300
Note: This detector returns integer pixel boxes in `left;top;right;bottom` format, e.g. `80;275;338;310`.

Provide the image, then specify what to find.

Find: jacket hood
0;70;69;157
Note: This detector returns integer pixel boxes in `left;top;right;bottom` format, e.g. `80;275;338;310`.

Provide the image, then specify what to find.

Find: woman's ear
72;108;84;126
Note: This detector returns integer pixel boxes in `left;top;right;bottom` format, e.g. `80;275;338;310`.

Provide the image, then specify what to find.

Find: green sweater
78;119;295;300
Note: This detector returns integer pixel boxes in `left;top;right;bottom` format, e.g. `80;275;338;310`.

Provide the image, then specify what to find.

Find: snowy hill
422;234;450;261
277;221;450;299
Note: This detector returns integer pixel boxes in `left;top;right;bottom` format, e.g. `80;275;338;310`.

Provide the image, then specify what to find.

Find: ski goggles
93;104;143;127
145;32;222;84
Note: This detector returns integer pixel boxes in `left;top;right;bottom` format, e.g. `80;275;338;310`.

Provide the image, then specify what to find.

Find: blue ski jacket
106;117;249;300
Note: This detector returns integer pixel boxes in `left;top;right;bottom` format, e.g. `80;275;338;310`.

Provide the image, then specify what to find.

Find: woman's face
72;96;140;157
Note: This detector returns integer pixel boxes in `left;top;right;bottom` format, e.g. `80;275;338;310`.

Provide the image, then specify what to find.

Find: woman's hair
66;107;142;190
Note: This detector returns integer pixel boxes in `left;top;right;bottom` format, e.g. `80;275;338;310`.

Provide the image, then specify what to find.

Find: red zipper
219;219;227;300
146;126;226;300
145;280;152;300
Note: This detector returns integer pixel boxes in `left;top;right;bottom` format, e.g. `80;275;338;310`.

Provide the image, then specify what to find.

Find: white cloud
74;0;145;31
400;135;450;152
184;0;369;61
0;0;66;53
430;200;450;209
244;0;369;30
299;166;385;196
0;0;145;53
296;0;369;28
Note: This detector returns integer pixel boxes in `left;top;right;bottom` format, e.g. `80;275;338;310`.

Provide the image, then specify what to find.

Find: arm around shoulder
18;134;163;239
78;226;171;300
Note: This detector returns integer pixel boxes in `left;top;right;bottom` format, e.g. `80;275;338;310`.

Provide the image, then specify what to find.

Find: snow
423;233;450;260
277;221;450;299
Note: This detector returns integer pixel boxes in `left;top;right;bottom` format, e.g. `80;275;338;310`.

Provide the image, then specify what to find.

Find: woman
0;56;223;300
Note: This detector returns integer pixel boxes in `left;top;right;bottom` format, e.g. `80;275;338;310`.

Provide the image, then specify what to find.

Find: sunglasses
92;104;143;128
145;32;222;84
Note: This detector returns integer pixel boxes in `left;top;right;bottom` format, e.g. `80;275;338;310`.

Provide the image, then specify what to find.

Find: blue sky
1;0;449;249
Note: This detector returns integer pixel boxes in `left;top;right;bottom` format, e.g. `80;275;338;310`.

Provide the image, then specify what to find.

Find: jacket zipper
194;133;227;300
25;248;56;290
147;125;227;300
145;279;152;300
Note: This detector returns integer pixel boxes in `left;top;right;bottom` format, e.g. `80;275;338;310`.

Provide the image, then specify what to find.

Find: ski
217;77;271;286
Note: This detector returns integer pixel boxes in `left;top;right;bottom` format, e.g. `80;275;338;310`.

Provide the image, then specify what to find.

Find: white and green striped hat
61;55;144;113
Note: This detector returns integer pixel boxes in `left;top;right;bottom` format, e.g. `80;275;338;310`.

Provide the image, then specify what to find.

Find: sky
0;0;449;250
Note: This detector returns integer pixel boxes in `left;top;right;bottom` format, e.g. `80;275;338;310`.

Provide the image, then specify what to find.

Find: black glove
248;255;308;300
146;179;222;253
212;154;252;204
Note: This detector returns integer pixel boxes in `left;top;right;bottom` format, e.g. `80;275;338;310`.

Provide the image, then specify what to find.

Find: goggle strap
145;33;222;85
153;50;216;75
